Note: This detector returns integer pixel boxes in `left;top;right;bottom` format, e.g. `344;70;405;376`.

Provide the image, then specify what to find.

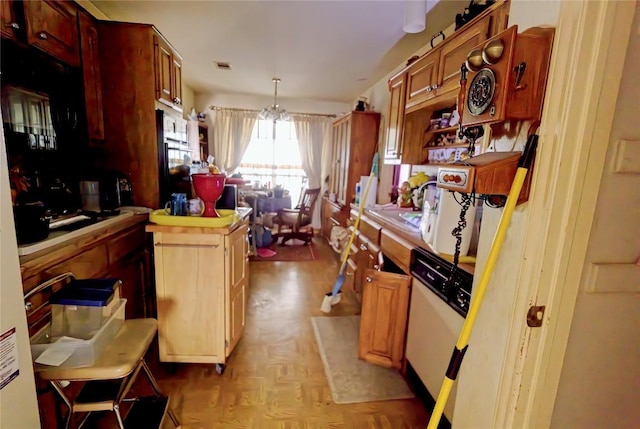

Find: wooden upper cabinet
154;32;183;112
79;11;104;141
172;56;183;107
436;17;491;99
23;0;79;67
401;0;509;113
384;72;407;164
405;49;439;111
155;35;173;104
328;112;380;207
1;0;20;40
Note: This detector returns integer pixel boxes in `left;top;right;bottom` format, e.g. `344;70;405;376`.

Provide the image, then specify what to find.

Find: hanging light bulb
403;0;427;34
258;78;290;121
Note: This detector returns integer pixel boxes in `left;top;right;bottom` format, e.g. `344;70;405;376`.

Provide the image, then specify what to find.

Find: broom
321;171;375;313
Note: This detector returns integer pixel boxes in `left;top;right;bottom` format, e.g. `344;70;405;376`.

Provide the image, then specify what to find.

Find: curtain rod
209;105;336;118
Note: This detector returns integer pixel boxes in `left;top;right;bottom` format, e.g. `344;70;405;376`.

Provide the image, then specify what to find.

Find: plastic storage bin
31;298;127;368
50;279;121;339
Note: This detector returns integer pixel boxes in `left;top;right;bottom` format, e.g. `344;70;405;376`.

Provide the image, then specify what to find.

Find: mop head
320;292;342;313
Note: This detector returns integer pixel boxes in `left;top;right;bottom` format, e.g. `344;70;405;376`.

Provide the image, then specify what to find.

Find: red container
191;173;226;217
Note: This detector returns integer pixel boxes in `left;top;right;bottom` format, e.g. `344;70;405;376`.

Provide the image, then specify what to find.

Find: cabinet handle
426;85;432;92
25;302;34;312
391;151;397;156
154;243;219;249
373;264;380;270
365;276;373;283
173;97;181;105
38;32;48;40
359;244;367;251
6;22;20;30
433;83;439;90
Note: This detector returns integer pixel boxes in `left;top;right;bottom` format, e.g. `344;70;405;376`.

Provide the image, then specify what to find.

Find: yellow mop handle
427;135;538;429
338;172;375;269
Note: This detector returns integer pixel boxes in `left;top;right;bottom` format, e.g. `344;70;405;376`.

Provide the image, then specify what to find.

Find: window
238;119;307;203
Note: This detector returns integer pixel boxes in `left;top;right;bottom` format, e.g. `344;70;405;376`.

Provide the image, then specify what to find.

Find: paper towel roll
357;175;377;208
432;191;476;256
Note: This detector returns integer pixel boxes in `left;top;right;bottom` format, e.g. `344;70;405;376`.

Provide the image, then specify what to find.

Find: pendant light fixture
259;78;290;122
403;0;427;33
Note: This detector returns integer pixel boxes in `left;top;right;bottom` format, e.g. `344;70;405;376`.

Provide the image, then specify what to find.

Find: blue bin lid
66;278;121;292
50;286;114;307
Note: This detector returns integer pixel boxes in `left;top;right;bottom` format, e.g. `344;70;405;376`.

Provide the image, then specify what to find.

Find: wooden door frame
495;1;636;428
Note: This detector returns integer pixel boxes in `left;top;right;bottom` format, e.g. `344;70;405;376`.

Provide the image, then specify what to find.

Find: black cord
445;191;474;290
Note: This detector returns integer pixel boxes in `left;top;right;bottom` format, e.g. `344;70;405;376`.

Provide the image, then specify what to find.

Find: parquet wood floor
89;238;431;429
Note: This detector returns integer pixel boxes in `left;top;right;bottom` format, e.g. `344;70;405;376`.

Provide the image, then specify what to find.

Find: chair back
297;188;320;225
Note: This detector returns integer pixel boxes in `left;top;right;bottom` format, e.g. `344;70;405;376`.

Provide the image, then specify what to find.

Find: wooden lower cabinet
321;197;348;243
19;216;150;428
358;269;411;369
150;224;248;364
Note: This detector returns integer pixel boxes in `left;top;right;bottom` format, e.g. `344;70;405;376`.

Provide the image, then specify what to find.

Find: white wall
181;84;196;120
450;2;562;428
550;5;640;427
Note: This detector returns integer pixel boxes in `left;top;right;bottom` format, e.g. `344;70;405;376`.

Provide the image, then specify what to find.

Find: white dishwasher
406;248;472;423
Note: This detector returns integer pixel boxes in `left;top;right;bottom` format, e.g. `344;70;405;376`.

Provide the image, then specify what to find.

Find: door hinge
526;305;546;327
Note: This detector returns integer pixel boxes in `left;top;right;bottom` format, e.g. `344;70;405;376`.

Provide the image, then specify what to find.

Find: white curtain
292;114;333;229
211;109;257;173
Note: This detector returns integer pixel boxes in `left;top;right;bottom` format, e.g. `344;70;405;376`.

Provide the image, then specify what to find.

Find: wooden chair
272;187;320;246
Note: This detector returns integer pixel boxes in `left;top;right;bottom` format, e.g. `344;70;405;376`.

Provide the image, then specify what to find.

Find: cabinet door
358;269;411;369
354;238;382;299
79;12;104;141
0;0;19;40
154;35;174;106
153;233;226;363
110;251;147;320
24;0;79;66
405;49;439;111
337;119;351;205
226;226;248;356
172;55;183;108
436;17;490;98
384;72;406;164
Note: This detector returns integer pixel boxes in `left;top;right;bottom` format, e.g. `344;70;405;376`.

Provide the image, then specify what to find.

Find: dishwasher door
406;277;464;422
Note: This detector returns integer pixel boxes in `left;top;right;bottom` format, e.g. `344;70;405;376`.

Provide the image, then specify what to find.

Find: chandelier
259;78;290;122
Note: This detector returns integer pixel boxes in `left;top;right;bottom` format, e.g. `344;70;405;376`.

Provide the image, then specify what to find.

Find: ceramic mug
164;193;187;216
188;198;205;216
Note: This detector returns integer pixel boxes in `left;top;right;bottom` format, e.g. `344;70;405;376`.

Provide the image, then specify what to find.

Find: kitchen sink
49;214;104;232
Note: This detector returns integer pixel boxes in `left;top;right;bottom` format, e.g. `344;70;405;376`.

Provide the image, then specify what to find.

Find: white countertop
17;211;138;257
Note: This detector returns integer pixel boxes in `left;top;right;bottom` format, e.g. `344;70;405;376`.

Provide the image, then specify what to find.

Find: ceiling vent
214;61;232;70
